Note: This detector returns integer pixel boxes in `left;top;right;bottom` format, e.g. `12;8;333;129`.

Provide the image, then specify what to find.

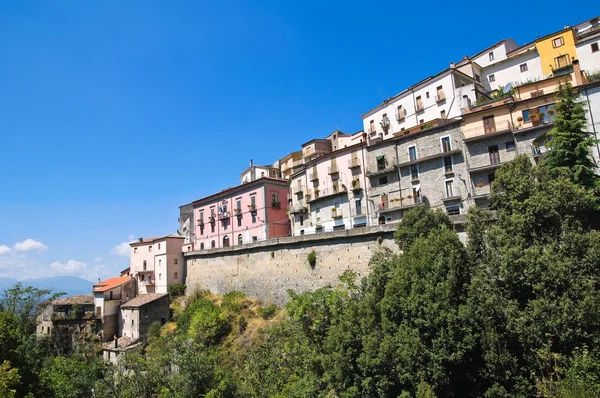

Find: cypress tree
543;81;599;189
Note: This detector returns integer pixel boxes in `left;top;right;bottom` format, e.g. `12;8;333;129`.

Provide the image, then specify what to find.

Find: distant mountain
0;276;94;297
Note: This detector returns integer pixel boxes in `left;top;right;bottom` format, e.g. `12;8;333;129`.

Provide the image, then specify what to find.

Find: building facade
36;295;100;345
129;235;185;295
93;276;137;342
187;177;290;250
120;293;170;340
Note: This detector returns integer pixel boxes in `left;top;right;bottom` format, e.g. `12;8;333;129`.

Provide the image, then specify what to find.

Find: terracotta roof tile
93;276;132;292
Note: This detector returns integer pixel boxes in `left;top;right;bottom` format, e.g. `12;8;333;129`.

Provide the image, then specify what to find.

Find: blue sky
0;1;595;282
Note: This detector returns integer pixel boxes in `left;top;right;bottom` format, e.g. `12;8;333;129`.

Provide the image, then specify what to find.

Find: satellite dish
503;82;513;94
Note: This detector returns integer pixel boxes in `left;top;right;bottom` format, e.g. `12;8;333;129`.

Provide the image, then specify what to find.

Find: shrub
221;291;246;313
186;299;231;344
307;249;317;268
168;284;186;301
258;304;278;320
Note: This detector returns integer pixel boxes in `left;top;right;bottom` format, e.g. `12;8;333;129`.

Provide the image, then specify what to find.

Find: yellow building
535;27;578;74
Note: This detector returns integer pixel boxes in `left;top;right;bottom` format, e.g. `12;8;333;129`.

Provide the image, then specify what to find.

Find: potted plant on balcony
530;113;540;126
517;116;524;127
476;182;485;188
538;112;545;123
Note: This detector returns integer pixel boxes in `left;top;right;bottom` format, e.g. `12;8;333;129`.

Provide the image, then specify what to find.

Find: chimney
250;159;253;167
138;237;143;243
572;59;584;86
449;62;455;69
98;278;101;283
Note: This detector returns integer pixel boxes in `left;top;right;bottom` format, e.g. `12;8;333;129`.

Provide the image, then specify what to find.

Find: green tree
542;81;599;189
394;206;453;251
41;355;105;398
0;361;21;398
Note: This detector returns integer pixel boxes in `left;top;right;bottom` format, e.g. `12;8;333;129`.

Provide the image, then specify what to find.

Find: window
552;36;564;48
520;63;528;72
506;141;515;152
378;176;388;185
200;243;204;250
237;216;242;227
159;259;161;266
436;85;444;99
174;258;178;265
200;211;204;221
413;187;421;203
488;145;500;165
158;243;161;250
416;96;423;110
488;74;495;82
440;109;446;119
443;156;453;173
408;146;417;161
251;212;256;223
252;236;258;242
378;215;386;225
483;115;496;134
441;136;451;152
554;54;570;69
475;73;481;83
410;164;419;181
211;224;215;233
376;155;386;171
200;225;204;234
487;173;495;185
299;215;304;226
355;199;362;215
143;260;147;271
426;92;430;99
369;120;375;133
538;104;556;122
522;109;531;122
236;199;241;212
211;240;215;248
445;180;455;198
250;195;256;208
592;42;599;53
148;246;152;252
238;234;242;245
133;247;137;254
174;272;179;280
397;105;404;120
272;193;279;208
446;205;460;216
489;51;494;61
223;236;230;247
159;273;162;280
132;319;134;325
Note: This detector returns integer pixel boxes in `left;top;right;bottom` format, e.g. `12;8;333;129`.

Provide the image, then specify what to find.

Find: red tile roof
93;276;132;292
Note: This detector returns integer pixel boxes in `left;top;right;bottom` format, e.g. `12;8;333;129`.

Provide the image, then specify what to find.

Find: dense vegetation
1;83;599;397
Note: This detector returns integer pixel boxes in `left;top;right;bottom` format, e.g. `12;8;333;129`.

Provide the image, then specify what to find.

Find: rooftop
53;294;94;306
120;293;168;309
93;276;132;293
130;234;183;246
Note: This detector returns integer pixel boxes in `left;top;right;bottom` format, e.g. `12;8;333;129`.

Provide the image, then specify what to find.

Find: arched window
223;236;230;247
238;234;243;245
200;242;204;250
378;215;386;225
211;240;215;248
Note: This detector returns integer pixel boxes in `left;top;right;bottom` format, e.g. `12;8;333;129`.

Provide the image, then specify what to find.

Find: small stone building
120;293;170;340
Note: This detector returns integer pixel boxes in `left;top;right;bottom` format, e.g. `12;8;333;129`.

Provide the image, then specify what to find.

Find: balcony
209;216;215;224
294;185;304;195
306;185;348;203
198;219;204;226
396;111;405;122
288;201;308;214
352;207;366;217
377;197;423;214
348;158;361;168
272;201;281;209
380;117;391;130
351;179;362;192
218;211;231;220
309;172;319;182
467;162;504;173
366;165;397;178
328;165;339;175
105;294;123;302
462;120;512;143
435;93;446;103
331;208;343;219
234;208;242;216
248;204;257;212
416;103;424;113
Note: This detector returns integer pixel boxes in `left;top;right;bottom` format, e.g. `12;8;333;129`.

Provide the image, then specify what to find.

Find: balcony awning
376;155;384;160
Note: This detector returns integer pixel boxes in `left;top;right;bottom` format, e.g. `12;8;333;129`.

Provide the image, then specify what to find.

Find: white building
239;160;281;184
479;43;545;92
574;17;600;76
129;235;185;294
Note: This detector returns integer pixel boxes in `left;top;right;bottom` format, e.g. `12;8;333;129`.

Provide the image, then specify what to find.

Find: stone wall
184;224;398;305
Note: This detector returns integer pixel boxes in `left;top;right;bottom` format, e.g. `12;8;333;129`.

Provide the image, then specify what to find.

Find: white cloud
94;257;103;262
110;242;131;257
14;239;48;253
50;260;110;282
0;245;11;256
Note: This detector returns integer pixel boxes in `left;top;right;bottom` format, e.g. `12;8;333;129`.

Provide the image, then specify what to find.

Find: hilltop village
37;16;600;363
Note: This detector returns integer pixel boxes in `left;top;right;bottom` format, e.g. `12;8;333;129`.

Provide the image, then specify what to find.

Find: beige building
129;235;185;294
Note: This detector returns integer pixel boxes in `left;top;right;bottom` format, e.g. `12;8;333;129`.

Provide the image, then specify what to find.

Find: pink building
189;177;290;250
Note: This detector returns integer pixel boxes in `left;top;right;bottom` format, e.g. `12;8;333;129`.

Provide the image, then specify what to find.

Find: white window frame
520;63;528;72
489;74;495;82
440;135;451;152
445;179;455;198
407;145;418;161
